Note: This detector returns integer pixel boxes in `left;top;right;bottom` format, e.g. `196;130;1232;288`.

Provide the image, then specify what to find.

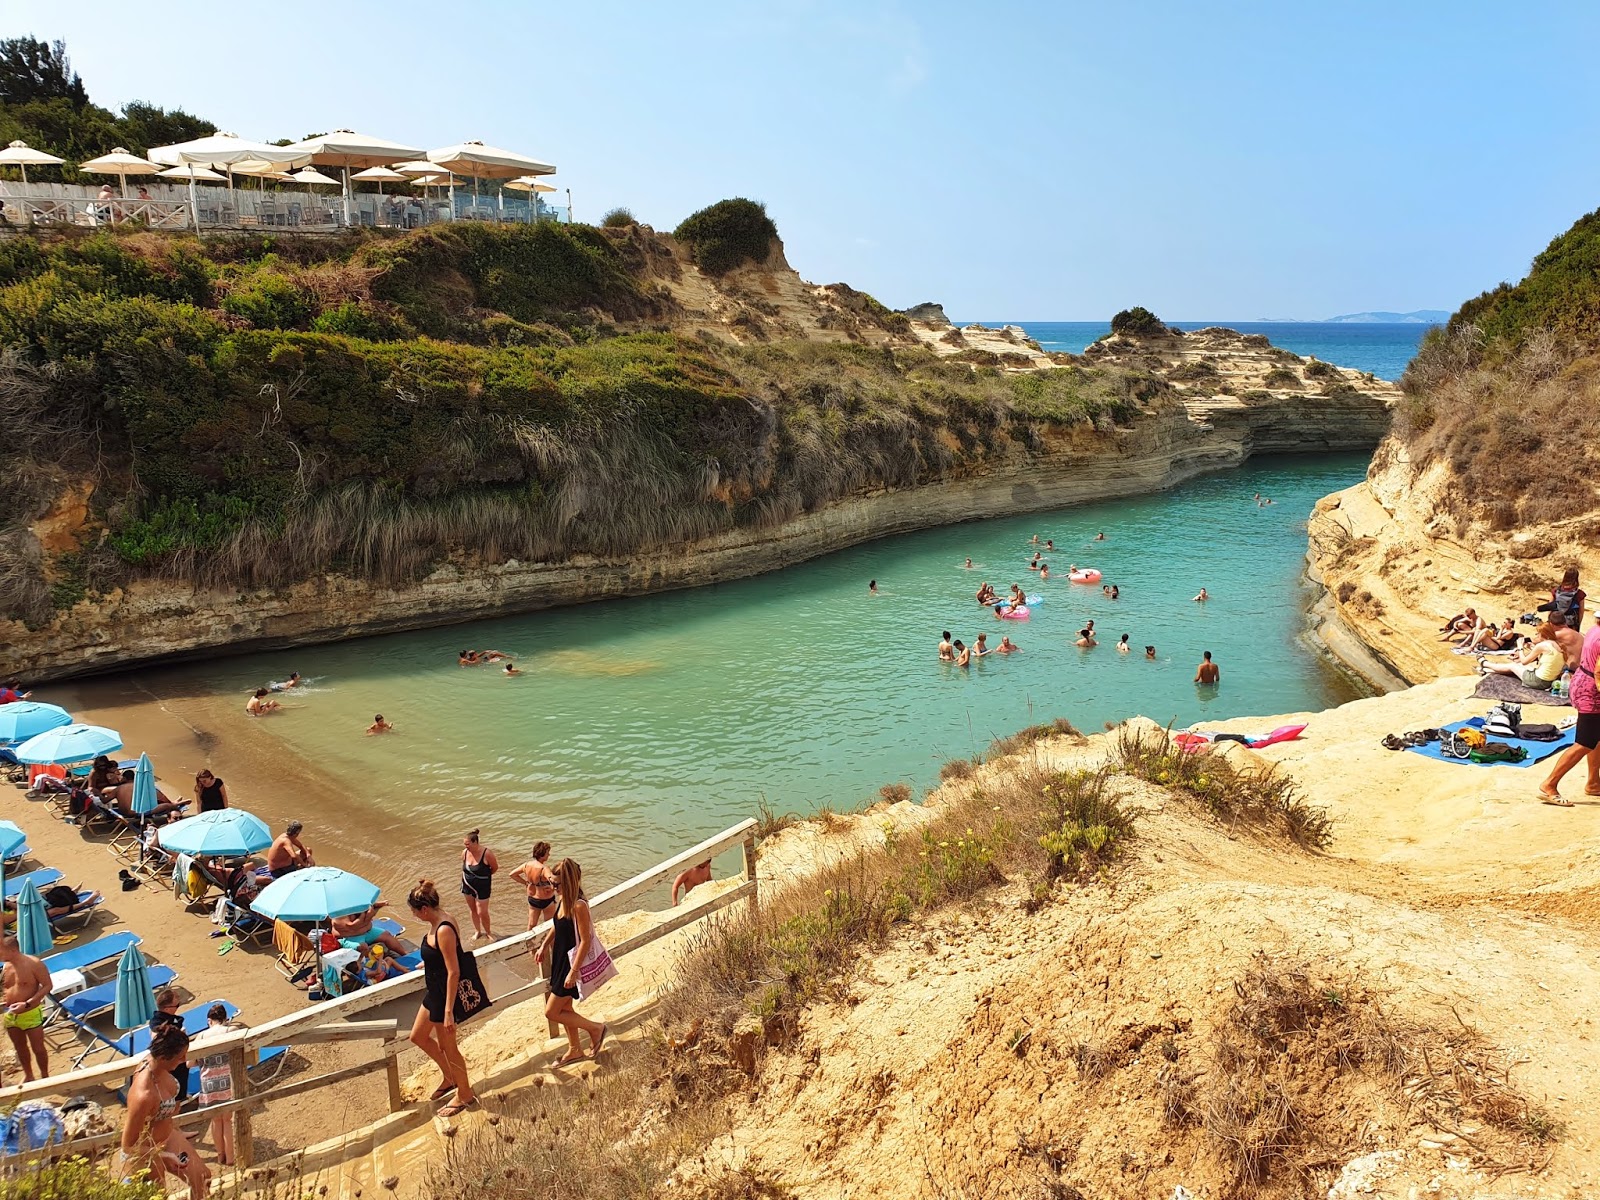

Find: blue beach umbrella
158;809;273;858
0;822;26;862
0;703;71;744
252;867;380;922
13;724;122;766
14;881;53;957
129;753;158;817
113;943;156;1029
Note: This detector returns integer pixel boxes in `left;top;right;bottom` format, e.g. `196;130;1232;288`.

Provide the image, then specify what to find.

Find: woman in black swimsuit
537;858;608;1065
510;841;557;931
459;830;498;942
194;770;229;812
407;878;488;1118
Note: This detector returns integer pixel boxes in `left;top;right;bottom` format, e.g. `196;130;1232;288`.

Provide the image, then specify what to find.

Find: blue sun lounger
3;868;63;900
92;1000;289;1092
43;931;141;982
51;965;179;1025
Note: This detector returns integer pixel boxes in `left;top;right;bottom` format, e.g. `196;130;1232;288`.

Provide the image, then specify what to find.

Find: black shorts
1576;711;1600;750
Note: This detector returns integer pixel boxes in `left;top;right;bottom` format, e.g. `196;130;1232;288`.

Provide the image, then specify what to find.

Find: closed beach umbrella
158;808;272;858
77;147;160;200
276;131;423;225
14;881;52;957
113;943;156;1029
0;702;71;743
13;723;122;765
0;139;64;184
129;752;158;817
0;821;27;861
252;866;379;921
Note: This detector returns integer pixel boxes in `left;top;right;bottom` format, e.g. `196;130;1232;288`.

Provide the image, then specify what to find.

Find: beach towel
1472;674;1571;708
1404;717;1576;768
172;854;196;902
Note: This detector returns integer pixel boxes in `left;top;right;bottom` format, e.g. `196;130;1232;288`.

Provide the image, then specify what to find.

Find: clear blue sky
17;0;1600;319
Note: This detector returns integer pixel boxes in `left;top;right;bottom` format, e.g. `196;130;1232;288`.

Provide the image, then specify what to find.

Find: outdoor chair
222;898;273;947
2;867;63;900
42;930;141;985
47;963;178;1027
48;890;104;931
273;920;316;982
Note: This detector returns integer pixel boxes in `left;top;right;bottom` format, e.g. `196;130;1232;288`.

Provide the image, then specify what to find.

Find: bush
1167;360;1217;381
219;269;312;329
1303;359;1339;379
1109;306;1169;339
309;299;412;341
673;198;778;275
1263;366;1301;388
1034;767;1136;883
600;207;636;228
0;1158;161;1199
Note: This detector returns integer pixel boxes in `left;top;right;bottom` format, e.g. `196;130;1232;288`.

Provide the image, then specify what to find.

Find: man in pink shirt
1539;606;1600;805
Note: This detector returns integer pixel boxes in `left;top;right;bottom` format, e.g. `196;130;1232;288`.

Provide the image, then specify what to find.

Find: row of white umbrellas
1;130;557;222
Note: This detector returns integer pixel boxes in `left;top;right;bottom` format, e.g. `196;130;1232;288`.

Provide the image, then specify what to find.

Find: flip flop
437;1098;475;1119
1381;734;1404;751
429;1082;456;1102
592;1023;609;1057
554;1051;586;1067
216;939;235;955
1539;793;1575;807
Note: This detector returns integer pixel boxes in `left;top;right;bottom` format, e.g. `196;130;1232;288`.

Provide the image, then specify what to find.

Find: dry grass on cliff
1398;326;1600;532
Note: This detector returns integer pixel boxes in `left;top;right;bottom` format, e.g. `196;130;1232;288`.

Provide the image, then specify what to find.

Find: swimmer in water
269;672;302;692
1028;553;1041;570
973;633;991;658
1094;532;1106;541
1111;585;1120;600
481;650;510;662
869;579;878;596
459;650;479;666
246;688;281;716
367;714;394;735
996;636;1020;654
1194;588;1208;602
1075;620;1096;648
1030;535;1040;545
1145;645;1156;660
954;640;971;668
1039;563;1050;580
1045;540;1054;551
1195;651;1220;685
1117;634;1130;653
964;558;973;569
1102;585;1112;597
938;631;954;662
502;661;521;676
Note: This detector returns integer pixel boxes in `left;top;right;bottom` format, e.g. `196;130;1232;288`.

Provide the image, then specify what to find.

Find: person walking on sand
120;1024;209;1200
0;935;51;1082
1195;651;1220;685
538;858;608;1065
408;879;489;1116
194;769;229;812
672;859;713;905
511;842;558;930
1539;609;1600;806
460;830;499;942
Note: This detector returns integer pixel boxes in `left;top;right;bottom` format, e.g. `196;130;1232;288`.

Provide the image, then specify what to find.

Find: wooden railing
0;820;759;1168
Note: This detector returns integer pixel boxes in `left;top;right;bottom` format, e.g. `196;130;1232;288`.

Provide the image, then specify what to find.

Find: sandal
592;1023;609;1057
429;1082;456;1102
1381;734;1404;751
554;1050;586;1066
437;1097;475;1119
1539;793;1575;807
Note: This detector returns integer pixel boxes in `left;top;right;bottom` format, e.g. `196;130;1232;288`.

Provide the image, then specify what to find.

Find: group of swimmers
459;649;521;675
939;629;1020;666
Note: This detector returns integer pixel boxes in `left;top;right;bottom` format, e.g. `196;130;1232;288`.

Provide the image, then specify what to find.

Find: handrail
0;820;760;1169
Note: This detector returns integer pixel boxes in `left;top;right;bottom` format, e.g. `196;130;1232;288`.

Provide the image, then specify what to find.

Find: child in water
367;714;394;735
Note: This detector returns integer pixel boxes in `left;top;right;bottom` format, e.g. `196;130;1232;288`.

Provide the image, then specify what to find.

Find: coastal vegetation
671;197;778;275
0;217;1167;627
1396;206;1600;530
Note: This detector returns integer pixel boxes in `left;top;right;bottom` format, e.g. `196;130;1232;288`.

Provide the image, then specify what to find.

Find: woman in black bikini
194;769;229;812
510;841;557;931
459;830;498;942
537;858;608;1065
407;879;488;1118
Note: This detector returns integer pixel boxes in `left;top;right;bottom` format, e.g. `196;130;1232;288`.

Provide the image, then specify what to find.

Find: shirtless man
459;650;480;666
1145;645;1157;660
1195;651;1221;685
266;821;314;877
269;672;302;692
121;1023;209;1200
954;640;971;668
1094;532;1106;541
1193;588;1209;603
672;859;713;906
502;661;522;676
332;903;408;956
996;636;1021;654
246;688;282;716
1076;620;1096;648
938;631;955;662
964;558;973;569
107;772;186;821
0;935;51;1081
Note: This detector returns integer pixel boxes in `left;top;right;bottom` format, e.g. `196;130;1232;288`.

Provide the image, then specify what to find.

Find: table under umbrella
428;141;555;220
0;139;64;185
275;131;423;226
77;148;161;203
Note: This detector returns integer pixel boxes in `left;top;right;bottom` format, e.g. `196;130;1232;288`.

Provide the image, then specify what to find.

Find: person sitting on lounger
106;772;188;822
266;821;314;877
2;885;102;926
331;903;408;957
1481;622;1567;691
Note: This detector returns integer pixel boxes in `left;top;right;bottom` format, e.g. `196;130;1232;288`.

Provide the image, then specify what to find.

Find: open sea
978;321;1435;381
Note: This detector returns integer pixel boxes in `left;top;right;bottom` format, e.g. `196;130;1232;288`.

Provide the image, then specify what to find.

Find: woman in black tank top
407;879;488;1118
194;770;229;812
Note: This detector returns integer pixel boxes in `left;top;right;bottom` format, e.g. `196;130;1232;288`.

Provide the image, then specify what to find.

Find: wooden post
384;1040;403;1113
742;834;759;911
228;1045;254;1169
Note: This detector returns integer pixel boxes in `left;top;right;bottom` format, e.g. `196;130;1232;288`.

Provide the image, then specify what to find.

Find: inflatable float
1068;568;1102;584
1027;594;1042;606
996;605;1030;620
1173;723;1308;754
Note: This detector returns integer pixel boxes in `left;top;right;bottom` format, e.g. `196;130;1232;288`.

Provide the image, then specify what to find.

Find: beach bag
572;936;619;1001
1483;705;1521;739
1469;742;1527;764
1518;722;1561;741
318;931;341;954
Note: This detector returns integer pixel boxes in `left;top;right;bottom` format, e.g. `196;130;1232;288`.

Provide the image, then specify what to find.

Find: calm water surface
141;455;1369;887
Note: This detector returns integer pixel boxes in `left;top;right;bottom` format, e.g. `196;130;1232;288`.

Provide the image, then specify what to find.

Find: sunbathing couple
1442;609;1523;653
1479;621;1571;693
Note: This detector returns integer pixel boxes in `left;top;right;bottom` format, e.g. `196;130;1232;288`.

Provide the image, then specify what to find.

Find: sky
14;0;1600;319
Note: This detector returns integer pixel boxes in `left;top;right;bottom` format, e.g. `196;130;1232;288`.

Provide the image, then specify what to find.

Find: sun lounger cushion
55;965;179;1022
43;931;140;974
3;868;63;900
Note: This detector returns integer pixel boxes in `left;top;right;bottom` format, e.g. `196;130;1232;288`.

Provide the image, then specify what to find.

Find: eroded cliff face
1306;435;1599;687
6;371;1393;680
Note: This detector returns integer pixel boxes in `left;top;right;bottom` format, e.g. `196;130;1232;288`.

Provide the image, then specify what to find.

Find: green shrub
673;198;778;275
310;299;412;341
1034;767;1136;883
1263;366;1301;388
108;495;258;565
220;270;312;329
600;207;636;228
1168;360;1217;382
0;1157;161;1199
1303;359;1339;379
1109;306;1169;338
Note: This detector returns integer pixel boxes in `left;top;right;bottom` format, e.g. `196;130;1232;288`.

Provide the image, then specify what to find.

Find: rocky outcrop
7;385;1394;681
899;302;950;325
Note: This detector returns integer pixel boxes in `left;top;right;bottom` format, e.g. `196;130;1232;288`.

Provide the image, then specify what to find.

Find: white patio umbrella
150;134;309;226
76;148;160;199
351;165;408;196
276;131;423;224
428;141;555;218
0;140;64;185
505;175;557;223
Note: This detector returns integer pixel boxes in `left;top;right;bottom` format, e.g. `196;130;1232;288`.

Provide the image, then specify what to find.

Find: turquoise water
979;321;1433;381
147;455;1369;888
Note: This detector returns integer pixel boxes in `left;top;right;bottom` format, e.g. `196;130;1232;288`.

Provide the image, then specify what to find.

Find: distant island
1323;310;1449;324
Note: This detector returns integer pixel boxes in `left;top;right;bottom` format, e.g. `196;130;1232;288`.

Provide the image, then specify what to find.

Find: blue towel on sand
1404;717;1576;768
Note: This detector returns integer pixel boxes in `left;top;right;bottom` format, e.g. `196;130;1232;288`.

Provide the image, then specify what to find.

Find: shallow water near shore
64;454;1370;893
